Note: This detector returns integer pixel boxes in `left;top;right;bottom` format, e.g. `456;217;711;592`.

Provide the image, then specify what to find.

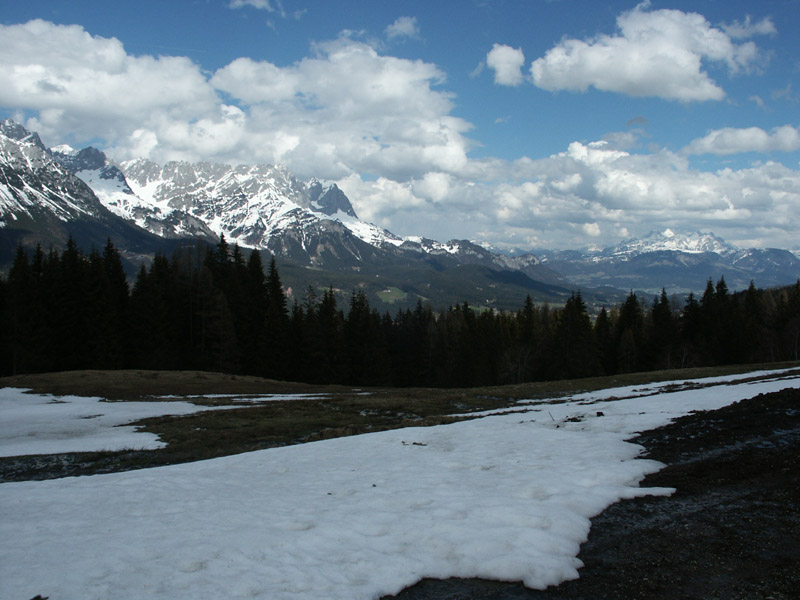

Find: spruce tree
551;292;598;379
594;306;613;375
263;257;290;379
614;291;644;373
6;246;35;374
645;289;676;370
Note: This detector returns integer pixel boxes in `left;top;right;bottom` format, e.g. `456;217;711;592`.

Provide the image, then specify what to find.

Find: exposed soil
384;387;800;600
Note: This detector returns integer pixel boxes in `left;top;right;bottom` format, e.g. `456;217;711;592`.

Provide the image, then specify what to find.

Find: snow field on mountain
1;369;799;600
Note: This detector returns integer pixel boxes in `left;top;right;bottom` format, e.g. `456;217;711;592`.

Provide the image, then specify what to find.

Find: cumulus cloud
511;143;798;248
0;20;218;144
210;36;474;179
529;3;771;101
385;16;420;41
486;44;526;86
684;125;800;155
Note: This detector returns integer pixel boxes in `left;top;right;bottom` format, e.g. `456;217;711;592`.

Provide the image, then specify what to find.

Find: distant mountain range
536;230;800;293
2;119;798;310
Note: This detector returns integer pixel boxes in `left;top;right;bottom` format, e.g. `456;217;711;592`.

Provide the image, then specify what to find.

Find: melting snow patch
0;370;799;600
0;389;237;457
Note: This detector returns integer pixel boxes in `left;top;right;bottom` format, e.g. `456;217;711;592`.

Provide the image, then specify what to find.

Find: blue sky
2;0;799;251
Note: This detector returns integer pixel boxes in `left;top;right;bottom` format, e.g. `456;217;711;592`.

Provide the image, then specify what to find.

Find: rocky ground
384;386;800;599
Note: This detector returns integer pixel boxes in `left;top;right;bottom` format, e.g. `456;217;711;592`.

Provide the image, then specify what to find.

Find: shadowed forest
2;237;799;386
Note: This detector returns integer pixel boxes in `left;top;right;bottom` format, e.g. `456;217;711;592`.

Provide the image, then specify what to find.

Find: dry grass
2;362;798;480
0;369;346;400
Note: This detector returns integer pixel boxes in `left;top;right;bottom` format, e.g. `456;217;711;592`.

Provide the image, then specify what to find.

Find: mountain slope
1;121;107;226
0;120;181;265
51;147;218;242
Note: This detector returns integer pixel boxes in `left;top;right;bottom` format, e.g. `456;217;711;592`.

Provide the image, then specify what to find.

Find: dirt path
384;387;800;599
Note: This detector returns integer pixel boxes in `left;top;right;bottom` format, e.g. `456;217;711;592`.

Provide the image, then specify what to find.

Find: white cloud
413;171;454;203
582;222;602;237
486;44;526;86
722;16;776;39
208;58;299;104
684;125;800;155
385;16;420;41
529;3;770;101
210;36;473;179
0;20;218;144
229;0;284;13
749;95;766;110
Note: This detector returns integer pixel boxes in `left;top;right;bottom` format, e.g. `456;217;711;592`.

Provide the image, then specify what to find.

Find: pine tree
614;291;644;373
594;306;613;375
551;292;598;379
263;257;290;379
502;296;537;384
82;240;130;368
312;287;345;383
344;290;390;385
5;246;35;374
55;237;92;370
645;289;676;370
238;249;268;375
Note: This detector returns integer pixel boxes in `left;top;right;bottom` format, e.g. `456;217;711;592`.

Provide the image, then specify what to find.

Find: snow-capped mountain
0;115;556;288
120;159;325;248
51;148;219;242
115;157;414;268
0;120;107;225
0;120;174;258
538;229;800;293
308;180;358;219
606;229;736;258
82;148;556;279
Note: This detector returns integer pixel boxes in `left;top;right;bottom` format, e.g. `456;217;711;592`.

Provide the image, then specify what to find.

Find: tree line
2;238;799;386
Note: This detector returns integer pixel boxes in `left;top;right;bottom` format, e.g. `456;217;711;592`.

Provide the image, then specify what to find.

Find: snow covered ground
1;369;799;600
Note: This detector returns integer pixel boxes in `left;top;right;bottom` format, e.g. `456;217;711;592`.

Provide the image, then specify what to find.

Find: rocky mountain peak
51;146;108;173
0;119;47;152
0;121;117;227
308;181;358;219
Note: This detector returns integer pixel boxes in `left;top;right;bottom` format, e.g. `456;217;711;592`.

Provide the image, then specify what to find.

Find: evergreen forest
2;237;799;386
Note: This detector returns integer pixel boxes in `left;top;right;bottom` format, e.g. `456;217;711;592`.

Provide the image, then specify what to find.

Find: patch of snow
154;393;329;402
1;370;798;599
50;144;77;155
333;212;405;247
0;389;251;457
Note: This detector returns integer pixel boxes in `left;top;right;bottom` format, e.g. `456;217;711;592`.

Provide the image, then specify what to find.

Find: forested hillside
2;237;799;386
